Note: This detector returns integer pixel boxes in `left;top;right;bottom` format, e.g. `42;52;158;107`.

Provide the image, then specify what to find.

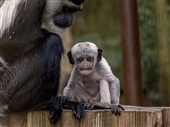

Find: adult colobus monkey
0;0;85;123
64;42;124;115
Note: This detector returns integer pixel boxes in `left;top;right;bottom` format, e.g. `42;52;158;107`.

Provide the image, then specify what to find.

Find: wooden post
162;108;170;126
118;0;143;105
2;106;170;127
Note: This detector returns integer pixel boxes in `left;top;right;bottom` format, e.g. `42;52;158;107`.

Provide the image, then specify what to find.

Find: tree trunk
155;0;170;106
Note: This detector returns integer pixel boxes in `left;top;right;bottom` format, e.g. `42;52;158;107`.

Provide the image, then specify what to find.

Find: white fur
100;80;111;104
71;42;98;59
0;0;22;37
42;0;63;32
0;56;9;71
0;0;80;36
72;42;98;54
42;0;79;32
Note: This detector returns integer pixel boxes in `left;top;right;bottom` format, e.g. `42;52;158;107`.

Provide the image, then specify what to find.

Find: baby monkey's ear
67;51;75;65
97;49;103;62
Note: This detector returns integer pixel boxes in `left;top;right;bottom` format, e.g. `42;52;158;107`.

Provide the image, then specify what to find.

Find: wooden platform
1;106;170;127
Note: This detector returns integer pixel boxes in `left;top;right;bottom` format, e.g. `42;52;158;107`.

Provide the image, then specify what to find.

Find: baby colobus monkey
64;42;124;115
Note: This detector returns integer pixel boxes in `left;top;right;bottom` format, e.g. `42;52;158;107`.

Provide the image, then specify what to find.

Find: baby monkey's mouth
79;68;92;71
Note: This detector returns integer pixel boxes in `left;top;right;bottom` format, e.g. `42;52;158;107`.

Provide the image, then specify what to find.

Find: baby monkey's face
68;42;101;76
75;54;95;75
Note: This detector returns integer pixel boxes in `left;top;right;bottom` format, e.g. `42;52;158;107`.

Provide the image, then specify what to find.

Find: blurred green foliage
138;0;160;105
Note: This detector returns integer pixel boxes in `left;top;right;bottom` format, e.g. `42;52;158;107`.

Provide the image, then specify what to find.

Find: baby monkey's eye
87;57;93;62
77;58;83;62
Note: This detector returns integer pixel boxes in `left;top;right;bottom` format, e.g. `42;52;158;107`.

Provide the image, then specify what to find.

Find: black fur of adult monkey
0;0;85;123
64;42;124;115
